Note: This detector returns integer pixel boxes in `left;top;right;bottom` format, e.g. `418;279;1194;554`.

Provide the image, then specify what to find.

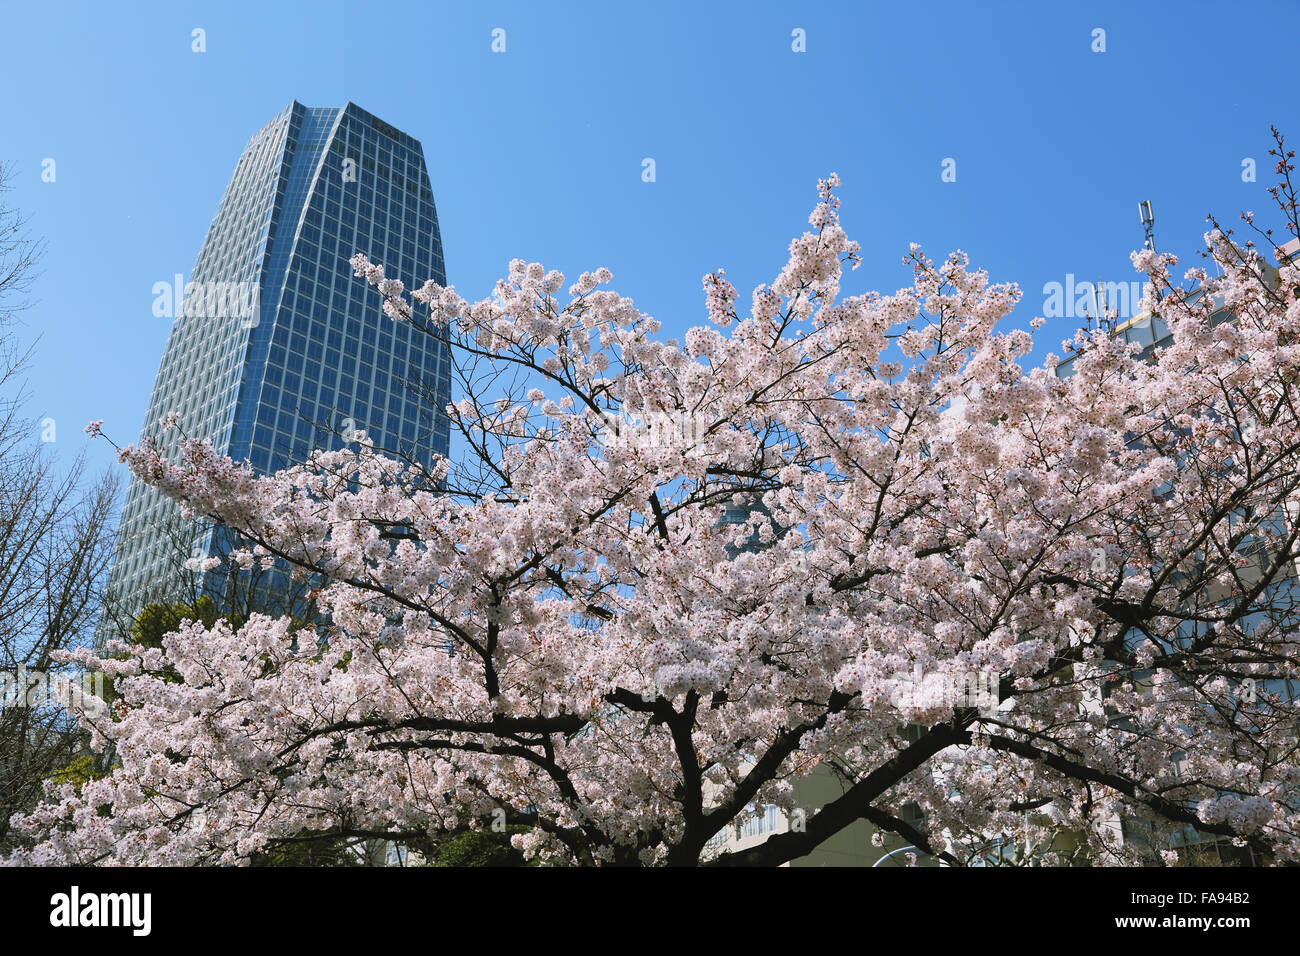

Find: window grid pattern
104;101;450;629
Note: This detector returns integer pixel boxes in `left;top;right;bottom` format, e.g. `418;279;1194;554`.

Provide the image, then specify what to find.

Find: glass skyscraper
103;101;450;632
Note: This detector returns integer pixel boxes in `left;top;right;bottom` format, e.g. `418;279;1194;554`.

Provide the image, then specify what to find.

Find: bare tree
0;162;118;852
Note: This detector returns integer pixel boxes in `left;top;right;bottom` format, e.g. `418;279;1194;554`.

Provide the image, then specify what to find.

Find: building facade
1052;242;1300;864
103;101;450;633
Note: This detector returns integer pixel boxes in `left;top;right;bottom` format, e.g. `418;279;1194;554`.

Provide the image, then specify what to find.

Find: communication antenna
1139;200;1156;251
1139;200;1162;303
1094;278;1112;332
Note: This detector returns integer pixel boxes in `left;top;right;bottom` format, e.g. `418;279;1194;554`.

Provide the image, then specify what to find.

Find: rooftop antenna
1094;278;1112;332
1082;282;1098;333
1139;200;1157;252
1139;200;1163;303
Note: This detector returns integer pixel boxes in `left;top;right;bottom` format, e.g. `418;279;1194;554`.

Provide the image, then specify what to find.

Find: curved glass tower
102;101;450;634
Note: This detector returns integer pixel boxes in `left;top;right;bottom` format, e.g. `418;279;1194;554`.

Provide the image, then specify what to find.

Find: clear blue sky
0;0;1296;479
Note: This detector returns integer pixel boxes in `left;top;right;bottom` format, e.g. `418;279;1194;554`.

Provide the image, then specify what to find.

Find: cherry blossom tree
9;143;1300;867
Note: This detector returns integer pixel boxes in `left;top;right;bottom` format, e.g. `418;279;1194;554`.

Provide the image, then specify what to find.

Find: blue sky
0;0;1296;479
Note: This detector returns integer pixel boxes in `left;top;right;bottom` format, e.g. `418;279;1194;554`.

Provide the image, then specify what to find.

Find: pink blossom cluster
14;174;1300;867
